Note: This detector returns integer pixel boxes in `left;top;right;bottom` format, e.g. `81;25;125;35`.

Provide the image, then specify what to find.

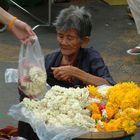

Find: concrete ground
0;0;140;139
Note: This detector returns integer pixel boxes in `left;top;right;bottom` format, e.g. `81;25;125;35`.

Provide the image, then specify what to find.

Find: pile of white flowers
23;85;97;131
19;66;46;97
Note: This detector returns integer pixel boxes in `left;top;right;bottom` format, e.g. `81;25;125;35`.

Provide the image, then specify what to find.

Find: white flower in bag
20;66;46;97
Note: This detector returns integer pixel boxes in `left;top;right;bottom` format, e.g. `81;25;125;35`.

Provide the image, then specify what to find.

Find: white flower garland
23;85;97;131
19;66;46;97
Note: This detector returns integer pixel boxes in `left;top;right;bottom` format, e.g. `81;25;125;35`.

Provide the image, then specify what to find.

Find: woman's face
57;29;82;56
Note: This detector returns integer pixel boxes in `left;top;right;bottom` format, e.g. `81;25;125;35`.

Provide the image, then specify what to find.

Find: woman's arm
0;7;35;44
52;65;110;86
70;66;110;86
0;7;13;25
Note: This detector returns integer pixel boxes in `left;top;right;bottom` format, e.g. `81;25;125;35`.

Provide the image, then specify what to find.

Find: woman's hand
51;65;74;82
11;19;36;45
0;7;36;45
51;65;110;86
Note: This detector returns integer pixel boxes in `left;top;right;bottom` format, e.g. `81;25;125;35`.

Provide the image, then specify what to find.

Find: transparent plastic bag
18;37;47;99
8;103;89;140
10;136;27;140
5;68;18;83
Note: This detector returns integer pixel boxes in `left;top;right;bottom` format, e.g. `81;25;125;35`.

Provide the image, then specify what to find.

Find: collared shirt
45;47;116;88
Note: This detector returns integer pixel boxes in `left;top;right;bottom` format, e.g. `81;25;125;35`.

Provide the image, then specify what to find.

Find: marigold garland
86;85;102;99
86;82;140;134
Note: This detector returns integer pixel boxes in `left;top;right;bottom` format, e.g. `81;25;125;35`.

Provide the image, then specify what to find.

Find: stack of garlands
86;82;140;134
22;82;140;134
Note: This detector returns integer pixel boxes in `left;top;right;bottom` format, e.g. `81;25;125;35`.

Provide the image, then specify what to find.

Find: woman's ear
81;36;90;48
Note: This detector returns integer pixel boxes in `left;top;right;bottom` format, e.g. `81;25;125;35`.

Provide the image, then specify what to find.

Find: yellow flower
122;119;136;134
86;82;140;134
91;112;102;120
86;103;99;112
86;85;102;99
105;102;118;119
121;88;140;110
107;82;140;109
121;108;140;122
103;120;120;131
87;103;102;120
96;123;103;131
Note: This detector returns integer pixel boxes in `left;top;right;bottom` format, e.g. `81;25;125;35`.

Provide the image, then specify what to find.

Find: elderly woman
45;6;133;140
45;5;115;88
18;5;119;140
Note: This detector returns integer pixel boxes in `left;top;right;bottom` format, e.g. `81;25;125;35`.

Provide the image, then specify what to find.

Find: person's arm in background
0;7;35;44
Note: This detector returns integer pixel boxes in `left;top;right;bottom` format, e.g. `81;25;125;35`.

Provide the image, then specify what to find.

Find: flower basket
75;130;131;139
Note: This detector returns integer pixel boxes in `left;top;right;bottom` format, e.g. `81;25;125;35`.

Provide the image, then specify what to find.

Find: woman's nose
61;37;68;45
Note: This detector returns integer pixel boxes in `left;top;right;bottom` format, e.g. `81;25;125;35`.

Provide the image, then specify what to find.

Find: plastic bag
8;103;89;140
18;37;47;99
5;68;18;83
11;137;27;140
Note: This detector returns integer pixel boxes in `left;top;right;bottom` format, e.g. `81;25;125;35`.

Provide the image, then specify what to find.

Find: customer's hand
11;19;36;45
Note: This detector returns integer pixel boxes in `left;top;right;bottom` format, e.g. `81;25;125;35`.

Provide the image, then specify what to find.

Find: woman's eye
57;33;63;39
59;36;63;39
67;37;73;41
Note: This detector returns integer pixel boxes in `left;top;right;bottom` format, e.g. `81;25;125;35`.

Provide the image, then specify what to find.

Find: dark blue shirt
45;47;116;88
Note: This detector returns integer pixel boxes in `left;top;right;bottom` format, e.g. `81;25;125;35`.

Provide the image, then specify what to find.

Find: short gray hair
53;5;92;38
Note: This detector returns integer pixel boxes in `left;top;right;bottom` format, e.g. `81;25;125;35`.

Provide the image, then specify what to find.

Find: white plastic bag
10;136;27;140
5;68;18;83
8;103;89;140
18;37;47;99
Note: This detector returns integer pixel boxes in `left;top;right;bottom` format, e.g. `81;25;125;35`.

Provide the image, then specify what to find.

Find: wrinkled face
57;29;82;56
